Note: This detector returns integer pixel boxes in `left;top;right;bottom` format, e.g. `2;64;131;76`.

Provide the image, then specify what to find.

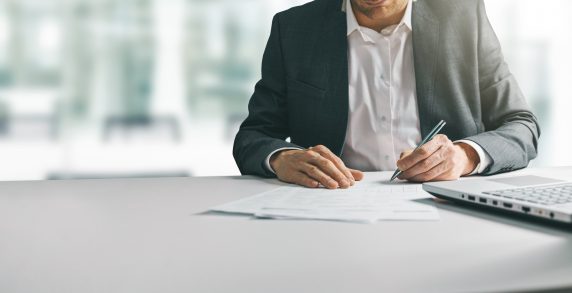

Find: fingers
398;146;450;180
400;149;413;159
300;162;341;189
350;169;365;181
397;134;449;172
407;161;450;182
272;154;322;188
271;145;364;189
306;150;351;189
396;135;471;183
310;145;355;185
300;164;364;189
288;171;320;188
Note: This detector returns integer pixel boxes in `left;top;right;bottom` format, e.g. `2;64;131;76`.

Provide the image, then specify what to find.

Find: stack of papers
210;182;439;223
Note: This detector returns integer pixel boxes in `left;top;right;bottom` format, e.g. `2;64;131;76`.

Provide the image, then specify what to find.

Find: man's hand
270;145;364;189
396;135;480;182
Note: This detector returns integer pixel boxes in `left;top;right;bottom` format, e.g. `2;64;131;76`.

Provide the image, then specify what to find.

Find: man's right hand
269;145;364;189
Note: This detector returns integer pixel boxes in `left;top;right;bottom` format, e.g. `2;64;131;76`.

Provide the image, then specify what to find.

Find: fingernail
329;180;338;187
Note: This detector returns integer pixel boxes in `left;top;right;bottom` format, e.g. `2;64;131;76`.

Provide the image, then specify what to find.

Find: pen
390;120;447;182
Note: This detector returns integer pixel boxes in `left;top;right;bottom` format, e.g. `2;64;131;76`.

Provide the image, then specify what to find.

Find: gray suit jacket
233;0;540;177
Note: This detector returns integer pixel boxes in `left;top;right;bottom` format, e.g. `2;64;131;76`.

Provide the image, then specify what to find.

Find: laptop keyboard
483;183;572;206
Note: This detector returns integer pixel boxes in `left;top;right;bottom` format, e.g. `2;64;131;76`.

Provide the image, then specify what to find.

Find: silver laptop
423;171;572;225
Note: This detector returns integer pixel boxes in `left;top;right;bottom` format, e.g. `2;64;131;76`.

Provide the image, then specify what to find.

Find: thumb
400;149;414;159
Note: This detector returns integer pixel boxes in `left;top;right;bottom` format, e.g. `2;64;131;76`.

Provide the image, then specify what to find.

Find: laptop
422;171;572;225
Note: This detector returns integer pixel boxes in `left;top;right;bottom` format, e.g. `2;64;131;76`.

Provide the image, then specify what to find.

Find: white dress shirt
341;0;420;171
265;0;491;174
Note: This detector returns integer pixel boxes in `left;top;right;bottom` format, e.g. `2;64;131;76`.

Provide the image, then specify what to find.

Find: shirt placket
378;34;393;168
390;28;405;168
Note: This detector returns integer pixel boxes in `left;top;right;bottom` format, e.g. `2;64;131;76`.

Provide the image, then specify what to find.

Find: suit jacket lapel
412;0;441;137
324;0;349;156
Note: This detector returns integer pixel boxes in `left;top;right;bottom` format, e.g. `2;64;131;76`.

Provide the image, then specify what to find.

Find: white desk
0;167;571;293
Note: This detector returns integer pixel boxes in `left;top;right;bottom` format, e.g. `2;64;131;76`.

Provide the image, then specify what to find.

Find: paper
210;182;439;223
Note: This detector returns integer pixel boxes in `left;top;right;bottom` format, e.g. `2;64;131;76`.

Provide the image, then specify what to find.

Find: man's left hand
396;135;480;182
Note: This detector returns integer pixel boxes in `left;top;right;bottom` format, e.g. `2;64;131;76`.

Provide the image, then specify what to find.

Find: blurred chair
102;115;181;142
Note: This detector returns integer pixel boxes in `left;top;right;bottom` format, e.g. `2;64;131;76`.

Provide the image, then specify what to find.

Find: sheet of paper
262;183;429;210
256;201;439;223
256;209;381;223
210;181;439;223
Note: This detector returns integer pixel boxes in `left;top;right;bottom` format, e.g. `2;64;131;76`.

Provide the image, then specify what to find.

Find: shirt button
385;155;390;160
381;78;390;86
381;116;387;122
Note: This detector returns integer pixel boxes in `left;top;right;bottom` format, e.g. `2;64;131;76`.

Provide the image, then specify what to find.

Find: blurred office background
0;0;569;181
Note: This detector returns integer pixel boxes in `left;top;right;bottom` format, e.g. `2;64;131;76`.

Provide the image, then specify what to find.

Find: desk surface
0;168;571;293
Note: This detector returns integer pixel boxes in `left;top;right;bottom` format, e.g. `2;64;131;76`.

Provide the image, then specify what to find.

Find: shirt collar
344;0;414;36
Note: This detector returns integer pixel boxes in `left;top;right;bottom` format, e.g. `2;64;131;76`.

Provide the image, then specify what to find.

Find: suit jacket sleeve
233;14;300;177
463;0;540;175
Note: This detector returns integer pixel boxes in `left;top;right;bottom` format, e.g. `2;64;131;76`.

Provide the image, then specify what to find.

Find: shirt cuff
455;140;492;175
264;147;304;174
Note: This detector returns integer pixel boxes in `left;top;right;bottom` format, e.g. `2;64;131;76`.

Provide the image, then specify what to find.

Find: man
233;0;540;189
